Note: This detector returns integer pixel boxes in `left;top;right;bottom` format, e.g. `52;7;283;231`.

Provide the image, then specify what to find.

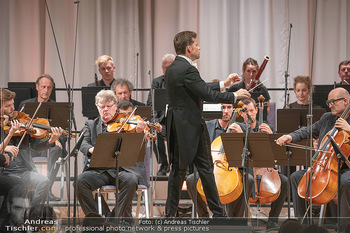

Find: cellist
277;87;350;230
229;98;288;231
186;103;236;217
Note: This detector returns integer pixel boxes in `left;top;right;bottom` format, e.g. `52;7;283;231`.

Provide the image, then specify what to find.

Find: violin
107;112;161;141
298;104;350;205
249;95;281;204
197;101;245;204
3;111;76;139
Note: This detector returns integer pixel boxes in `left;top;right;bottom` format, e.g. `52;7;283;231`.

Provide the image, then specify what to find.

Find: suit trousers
18;170;50;219
76;170;138;217
166;122;226;217
31;146;63;188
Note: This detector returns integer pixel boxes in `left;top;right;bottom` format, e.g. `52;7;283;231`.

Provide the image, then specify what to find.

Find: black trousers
76;170;138;217
165;122;225;217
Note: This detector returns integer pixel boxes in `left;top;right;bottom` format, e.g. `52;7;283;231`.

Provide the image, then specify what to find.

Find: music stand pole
113;138;122;223
241;122;251;219
286;147;292;218
328;135;350;233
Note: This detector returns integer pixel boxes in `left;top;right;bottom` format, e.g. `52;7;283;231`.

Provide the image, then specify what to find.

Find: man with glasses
77;90;148;220
276;87;350;230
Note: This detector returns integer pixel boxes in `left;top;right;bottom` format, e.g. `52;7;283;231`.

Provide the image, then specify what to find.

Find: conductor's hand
276;135;292;146
224;73;241;87
235;89;251;99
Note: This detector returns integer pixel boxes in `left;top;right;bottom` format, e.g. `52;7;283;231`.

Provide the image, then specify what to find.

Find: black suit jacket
79;117;148;187
165;56;236;168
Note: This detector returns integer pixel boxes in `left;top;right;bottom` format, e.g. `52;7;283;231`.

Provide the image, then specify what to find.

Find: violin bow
16;101;43;148
116;105;138;133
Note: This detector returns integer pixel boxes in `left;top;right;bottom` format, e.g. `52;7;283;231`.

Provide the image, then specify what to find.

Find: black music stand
89;132;145;218
277;108;326;133
269;134;309;218
8;82;56;110
81;86;109;118
153;89;167;112
23;102;72;130
221;133;276;167
135;106;152;121
221;133;276;225
313;84;350;110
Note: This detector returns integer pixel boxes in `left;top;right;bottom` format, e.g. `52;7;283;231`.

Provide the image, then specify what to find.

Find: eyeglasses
97;104;115;110
325;98;345;106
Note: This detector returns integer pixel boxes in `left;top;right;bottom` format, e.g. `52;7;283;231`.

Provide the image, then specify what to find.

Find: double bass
249;95;281;204
298;104;350;205
196;102;245;204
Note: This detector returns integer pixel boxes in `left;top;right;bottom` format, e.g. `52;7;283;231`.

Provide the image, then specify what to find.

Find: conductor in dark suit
165;31;250;217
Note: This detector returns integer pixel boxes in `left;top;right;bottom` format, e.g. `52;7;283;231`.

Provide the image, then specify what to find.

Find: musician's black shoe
49;192;60;201
157;162;168;176
266;219;280;232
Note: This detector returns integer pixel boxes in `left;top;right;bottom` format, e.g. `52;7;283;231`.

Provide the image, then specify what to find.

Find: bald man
277;88;350;230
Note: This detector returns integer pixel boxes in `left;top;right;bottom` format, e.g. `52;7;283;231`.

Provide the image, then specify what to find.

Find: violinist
0;114;27;229
228;98;288;231
276;87;350;230
88;55;116;87
19;74;67;202
228;58;271;120
0;88;63;221
186;103;235;217
77;90;149;221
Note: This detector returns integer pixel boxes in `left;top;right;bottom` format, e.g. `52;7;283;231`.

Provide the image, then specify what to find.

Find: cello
196;102;245;204
298;104;350;205
249;95;281;204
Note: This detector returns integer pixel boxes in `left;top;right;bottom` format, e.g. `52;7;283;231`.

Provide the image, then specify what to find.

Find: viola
298;104;350;205
196;101;245;204
249;95;281;204
3;111;76;139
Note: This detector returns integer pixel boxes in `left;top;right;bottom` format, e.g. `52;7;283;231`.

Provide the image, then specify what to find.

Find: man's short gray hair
95;90;117;105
